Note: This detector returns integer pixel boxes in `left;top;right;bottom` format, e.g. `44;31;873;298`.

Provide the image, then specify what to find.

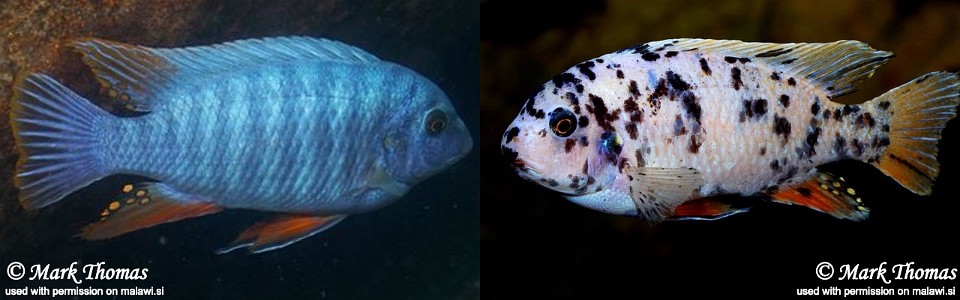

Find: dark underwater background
0;1;478;299
482;0;960;298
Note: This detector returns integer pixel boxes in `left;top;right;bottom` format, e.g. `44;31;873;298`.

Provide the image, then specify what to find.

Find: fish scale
503;38;958;221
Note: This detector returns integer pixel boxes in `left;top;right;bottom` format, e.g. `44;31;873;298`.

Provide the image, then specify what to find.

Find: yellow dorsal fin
634;39;894;98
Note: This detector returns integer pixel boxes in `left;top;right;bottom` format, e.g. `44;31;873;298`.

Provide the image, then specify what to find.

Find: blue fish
10;36;473;253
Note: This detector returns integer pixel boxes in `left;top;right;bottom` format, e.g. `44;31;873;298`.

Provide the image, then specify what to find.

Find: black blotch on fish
823;109;831;120
586;94;615;131
552;73;580;89
522;86;543;117
731;67;743;90
596;59;604;63
779;95;790;108
770;159;780;171
666;71;690;91
535;109;545;119
566;92;580;114
787;77;796;86
773;114;791;142
628;80;641;97
915;73;931;84
616;69;624;79
741;99;767;121
578;115;589;127
565;139;576;153
681;93;702;124
688;134;702;154
855;112;876;128
635;149;646;167
625;122;639;140
833;108;843;121
803;126;822;157
739;57;751;63
618;157;629;174
842;105;860;117
724;56;737;63
834;133;847;157
782;58;797;65
665;51;678;57
647;79;667;115
878;101;891;110
576;84;584;94
811;98;821;115
641;52;660;61
624;97;639;113
673;115;686;136
547;179;559;187
582;160;589;174
576;61;597;81
770;71;780;81
851;138;865;156
504;127;520;143
578;136;589;147
502;145;519;161
629;43;651;54
760;147;767;156
797;187;812;197
882;124;890;132
699;58;712;75
756;48;793;58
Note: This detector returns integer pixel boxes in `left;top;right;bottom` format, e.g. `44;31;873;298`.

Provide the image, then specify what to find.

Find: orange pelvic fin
217;214;347;254
670;198;749;221
765;172;868;221
79;183;223;240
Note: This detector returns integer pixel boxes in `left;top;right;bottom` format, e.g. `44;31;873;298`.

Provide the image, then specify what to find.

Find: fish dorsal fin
73;36;380;112
637;39;893;98
626;166;705;222
764;171;869;221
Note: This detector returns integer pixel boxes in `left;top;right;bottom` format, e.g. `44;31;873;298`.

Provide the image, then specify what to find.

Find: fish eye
549;108;577;137
425;109;448;136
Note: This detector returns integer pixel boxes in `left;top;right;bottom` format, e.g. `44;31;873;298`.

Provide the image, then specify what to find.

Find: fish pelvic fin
669;198;750;221
868;72;959;195
10;73;115;210
79;182;222;240
216;214;347;255
766;171;869;221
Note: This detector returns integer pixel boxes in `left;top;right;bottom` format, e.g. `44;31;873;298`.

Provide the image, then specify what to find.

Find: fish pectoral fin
669;198;750;221
79;182;223;240
627;166;705;222
764;171;869;221
216;214;347;255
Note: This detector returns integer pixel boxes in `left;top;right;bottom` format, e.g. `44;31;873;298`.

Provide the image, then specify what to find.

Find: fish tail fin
10;73;114;210
867;71;960;195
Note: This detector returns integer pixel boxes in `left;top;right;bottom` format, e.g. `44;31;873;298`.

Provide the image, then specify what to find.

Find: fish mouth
513;158;543;178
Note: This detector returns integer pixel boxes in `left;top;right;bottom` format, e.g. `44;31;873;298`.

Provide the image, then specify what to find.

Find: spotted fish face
384;72;473;188
502;88;616;195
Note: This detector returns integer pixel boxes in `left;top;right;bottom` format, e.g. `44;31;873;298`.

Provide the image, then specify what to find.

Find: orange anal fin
765;172;869;221
216;214;347;255
79;183;222;240
670;198;749;221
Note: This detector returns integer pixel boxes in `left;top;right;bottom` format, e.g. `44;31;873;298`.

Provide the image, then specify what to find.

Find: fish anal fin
765;172;868;221
217;214;347;254
671;198;749;221
648;39;893;98
627;166;705;222
79;183;222;240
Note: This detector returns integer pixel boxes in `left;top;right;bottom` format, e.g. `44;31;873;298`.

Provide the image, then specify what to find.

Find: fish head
501;85;618;196
382;70;473;187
